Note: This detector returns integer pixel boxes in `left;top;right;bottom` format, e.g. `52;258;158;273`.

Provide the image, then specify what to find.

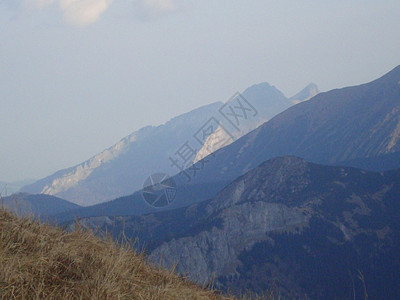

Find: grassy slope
0;209;229;300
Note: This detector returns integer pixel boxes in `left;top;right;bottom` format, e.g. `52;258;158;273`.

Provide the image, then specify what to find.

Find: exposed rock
70;156;400;297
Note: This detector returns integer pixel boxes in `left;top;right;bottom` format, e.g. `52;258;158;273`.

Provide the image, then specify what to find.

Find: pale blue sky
1;0;399;181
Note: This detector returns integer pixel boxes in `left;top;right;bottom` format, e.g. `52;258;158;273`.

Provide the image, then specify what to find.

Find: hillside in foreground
0;209;231;300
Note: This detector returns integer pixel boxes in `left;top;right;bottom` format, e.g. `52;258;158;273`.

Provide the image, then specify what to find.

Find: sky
0;0;399;182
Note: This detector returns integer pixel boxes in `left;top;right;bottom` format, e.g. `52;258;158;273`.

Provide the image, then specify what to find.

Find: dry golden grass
0;209;231;300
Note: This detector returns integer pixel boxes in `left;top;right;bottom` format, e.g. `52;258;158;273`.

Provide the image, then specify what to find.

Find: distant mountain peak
247;82;273;89
242;82;287;101
194;82;291;163
289;83;319;104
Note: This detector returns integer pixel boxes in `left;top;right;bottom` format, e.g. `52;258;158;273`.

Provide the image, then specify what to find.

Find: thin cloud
22;0;113;26
19;0;177;25
59;0;114;26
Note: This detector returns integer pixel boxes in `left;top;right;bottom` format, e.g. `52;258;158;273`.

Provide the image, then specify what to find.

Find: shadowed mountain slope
76;156;400;298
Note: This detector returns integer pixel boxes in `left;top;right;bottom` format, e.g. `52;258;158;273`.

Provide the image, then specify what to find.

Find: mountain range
11;65;400;298
54;66;400;222
21;82;316;206
73;156;400;298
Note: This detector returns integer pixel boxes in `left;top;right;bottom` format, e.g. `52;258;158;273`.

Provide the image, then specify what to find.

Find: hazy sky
0;0;399;182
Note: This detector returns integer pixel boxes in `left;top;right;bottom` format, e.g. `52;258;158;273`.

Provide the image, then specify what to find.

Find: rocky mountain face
194;82;318;163
22;82;303;206
76;156;400;298
194;82;294;162
55;66;400;221
21;102;223;206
